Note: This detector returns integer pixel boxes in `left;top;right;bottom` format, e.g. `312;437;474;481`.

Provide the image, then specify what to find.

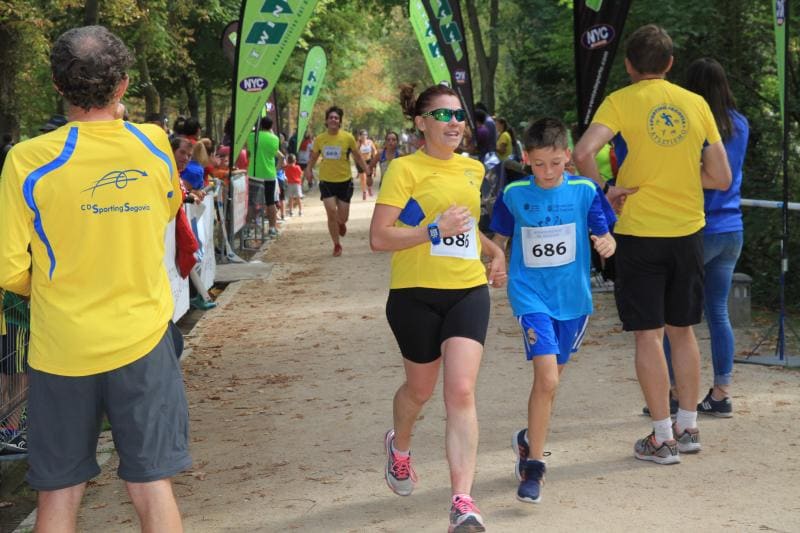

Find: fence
0;292;29;460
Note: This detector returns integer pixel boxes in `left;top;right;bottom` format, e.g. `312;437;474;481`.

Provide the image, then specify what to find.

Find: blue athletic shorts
517;313;589;365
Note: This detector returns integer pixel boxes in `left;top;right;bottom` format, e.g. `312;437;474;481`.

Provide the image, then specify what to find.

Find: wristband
603;182;610;194
427;223;442;245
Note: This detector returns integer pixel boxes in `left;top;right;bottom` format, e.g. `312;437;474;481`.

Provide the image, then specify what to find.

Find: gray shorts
26;322;191;491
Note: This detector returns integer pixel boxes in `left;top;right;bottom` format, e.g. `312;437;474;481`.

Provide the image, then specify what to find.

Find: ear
114;75;130;101
414;115;425;132
664;56;674;74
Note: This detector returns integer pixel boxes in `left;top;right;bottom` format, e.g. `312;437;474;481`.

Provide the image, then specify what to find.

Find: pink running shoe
384;429;417;496
448;494;485;533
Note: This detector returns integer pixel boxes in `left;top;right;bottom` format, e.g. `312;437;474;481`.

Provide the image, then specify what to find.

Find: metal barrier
0;292;29;460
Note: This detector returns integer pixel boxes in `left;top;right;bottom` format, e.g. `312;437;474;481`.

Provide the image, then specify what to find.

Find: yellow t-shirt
377;150;487;289
0;120;182;376
497;131;513;160
311;131;358;183
592;79;721;237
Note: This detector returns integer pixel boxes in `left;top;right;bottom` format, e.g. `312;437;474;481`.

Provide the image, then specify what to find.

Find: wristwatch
427;222;442;245
603;182;611;194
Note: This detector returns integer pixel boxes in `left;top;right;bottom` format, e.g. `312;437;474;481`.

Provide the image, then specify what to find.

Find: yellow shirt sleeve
592;96;622;135
0;147;33;296
376;159;413;210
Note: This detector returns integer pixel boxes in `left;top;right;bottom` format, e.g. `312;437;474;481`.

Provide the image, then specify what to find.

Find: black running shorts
614;232;704;331
319;180;354;203
386;285;490;364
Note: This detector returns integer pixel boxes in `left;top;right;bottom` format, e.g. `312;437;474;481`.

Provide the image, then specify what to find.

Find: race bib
521;223;576;268
323;145;342;160
431;217;479;260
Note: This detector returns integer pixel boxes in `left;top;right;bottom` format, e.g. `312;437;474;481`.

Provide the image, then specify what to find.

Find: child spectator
284;154;303;216
490;117;615;504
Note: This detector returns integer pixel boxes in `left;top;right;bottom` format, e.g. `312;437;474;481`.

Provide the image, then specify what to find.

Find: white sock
391;441;410;457
675;408;698;433
653;417;674;444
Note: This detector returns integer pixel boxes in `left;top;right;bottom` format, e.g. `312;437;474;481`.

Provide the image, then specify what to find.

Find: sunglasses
421;108;466;123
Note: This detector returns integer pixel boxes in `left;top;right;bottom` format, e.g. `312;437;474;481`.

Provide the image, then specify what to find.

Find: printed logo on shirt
80;203;152;215
83;169;147;197
647;104;688;147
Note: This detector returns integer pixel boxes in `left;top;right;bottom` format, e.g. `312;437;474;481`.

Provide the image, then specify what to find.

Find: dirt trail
74;192;800;532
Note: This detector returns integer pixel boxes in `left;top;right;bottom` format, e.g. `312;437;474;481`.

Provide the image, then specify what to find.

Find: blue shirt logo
83;169;147;196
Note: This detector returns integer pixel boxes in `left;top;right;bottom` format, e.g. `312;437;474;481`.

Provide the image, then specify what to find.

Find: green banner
232;0;318;156
297;46;327;145
586;0;603;11
773;0;786;121
409;0;451;86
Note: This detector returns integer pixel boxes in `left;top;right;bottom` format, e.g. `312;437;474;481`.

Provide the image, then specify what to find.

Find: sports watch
427;222;442;245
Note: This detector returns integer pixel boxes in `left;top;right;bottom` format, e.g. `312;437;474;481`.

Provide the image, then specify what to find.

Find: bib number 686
531;242;566;257
443;233;470;248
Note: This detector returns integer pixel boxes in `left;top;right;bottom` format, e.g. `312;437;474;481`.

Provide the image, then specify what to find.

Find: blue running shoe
511;429;529;481
517;459;546;504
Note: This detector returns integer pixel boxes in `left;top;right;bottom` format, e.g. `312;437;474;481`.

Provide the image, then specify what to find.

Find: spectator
0;25;189;530
574;24;731;465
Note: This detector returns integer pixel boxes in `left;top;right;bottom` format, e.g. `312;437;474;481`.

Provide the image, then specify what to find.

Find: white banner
189;194;217;290
164;219;190;321
231;171;248;234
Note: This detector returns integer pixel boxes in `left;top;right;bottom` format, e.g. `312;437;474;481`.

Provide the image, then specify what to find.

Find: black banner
421;0;476;132
574;0;632;135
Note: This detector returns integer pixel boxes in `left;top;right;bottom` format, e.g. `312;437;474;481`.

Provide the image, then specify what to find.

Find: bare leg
322;197;339;246
393;358;441;451
526;356;560;460
634;328;671;421
442;337;483;495
665;325;701;412
35;483;86;533
336;198;350;225
267;204;278;231
127;479;183;533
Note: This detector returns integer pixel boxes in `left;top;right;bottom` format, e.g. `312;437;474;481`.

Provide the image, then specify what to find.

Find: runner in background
303;106;369;257
370;83;506;533
356;129;378;200
369;130;401;190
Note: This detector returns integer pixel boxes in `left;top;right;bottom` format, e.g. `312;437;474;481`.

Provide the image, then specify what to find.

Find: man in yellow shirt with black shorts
303;106;370;256
574;24;731;466
0;26;188;530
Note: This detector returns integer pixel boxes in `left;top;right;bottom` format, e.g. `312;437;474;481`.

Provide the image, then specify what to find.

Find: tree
464;0;498;112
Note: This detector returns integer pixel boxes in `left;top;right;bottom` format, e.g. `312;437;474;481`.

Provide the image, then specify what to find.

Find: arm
351;149;369;175
0;160;32;296
276;150;285;170
369;203;473;252
701;140;732;190
480;230;506;288
573;123;614;188
303;150;320;181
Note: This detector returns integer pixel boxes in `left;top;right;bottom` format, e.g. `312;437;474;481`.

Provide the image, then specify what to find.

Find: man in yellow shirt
574;24;731;466
0;26;188;530
303;106;369;256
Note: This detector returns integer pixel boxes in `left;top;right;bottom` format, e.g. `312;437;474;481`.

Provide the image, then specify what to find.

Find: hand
606;184;637;214
438;205;473;238
590;233;616;258
486;252;507;288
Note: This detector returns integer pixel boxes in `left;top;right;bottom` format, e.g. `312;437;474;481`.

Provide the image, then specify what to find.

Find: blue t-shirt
490;174;609;319
704;110;748;234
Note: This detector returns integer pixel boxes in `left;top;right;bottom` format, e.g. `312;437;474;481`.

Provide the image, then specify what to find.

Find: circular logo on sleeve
647;104;689;146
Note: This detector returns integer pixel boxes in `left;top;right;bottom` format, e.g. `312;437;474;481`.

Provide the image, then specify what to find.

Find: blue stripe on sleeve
398;197;425;226
124;122;174;179
22;127;79;279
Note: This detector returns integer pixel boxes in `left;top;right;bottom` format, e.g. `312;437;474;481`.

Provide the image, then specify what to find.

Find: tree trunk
136;48;159;115
84;0;99;25
464;0;499;113
0;23;19;139
205;85;214;139
184;75;200;120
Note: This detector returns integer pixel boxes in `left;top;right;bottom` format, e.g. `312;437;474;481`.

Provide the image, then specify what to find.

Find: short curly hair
51;26;133;112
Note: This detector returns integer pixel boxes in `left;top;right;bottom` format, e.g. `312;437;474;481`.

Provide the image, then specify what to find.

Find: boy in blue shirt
490;118;615;504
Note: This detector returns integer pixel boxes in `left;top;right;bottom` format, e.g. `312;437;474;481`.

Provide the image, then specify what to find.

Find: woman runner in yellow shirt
370;83;506;533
